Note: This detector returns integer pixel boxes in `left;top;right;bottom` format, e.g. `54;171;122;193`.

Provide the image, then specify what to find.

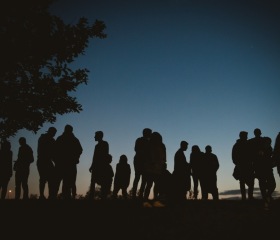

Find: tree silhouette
0;0;106;139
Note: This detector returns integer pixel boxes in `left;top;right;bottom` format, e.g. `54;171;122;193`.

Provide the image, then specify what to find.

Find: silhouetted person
113;154;131;199
190;145;204;199
202;145;219;200
0;140;13;199
100;154;114;200
54;125;83;199
232;131;254;200
37;127;57;200
253;136;276;203
143;131;166;207
172;141;191;203
89;131;109;200
132;128;152;199
154;162;172;205
247;128;264;195
14;137;34;200
273;132;280;176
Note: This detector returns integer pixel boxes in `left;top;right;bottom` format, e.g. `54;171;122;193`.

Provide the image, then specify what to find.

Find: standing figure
154;162;173;205
202;145;219;200
113;154;131;199
37;127;57;200
0;140;13;199
247;128;264;195
190;145;204;199
143;131;166;204
131;128;152;199
54;125;83;199
253;136;276;203
232;131;254;200
172;141;191;203
14;137;34;200
89;131;109;200
100;154;114;200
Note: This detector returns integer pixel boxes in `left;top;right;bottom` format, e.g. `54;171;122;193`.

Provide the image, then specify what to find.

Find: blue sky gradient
8;0;280;199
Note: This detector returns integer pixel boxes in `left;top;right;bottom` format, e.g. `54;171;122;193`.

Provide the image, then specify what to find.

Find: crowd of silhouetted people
0;125;279;208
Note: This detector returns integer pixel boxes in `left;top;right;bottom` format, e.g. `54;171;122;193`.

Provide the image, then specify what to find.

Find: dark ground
1;199;279;240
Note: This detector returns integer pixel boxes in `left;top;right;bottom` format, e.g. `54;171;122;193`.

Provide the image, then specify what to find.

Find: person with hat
37;127;57;199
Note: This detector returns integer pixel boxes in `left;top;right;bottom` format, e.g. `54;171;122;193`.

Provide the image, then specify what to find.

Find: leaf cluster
0;0;106;139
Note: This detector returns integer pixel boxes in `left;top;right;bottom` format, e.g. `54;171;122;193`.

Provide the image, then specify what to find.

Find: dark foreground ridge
1;199;279;239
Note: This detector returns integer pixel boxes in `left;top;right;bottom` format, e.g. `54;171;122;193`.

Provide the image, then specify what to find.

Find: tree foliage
0;0;106;139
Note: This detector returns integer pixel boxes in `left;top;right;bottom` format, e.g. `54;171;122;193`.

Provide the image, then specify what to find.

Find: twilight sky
8;0;280;199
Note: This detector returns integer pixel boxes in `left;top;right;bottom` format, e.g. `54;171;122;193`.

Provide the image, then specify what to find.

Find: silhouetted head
143;128;152;138
205;145;212;153
119;154;128;164
263;136;272;146
64;124;73;134
151;132;162;143
191;145;201;153
19;137;26;146
239;131;248;140
95;131;103;141
181;141;188;151
254;128;262;137
47;127;57;137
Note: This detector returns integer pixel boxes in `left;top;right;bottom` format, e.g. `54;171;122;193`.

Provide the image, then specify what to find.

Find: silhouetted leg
192;175;198;199
62;176;72;200
144;176;153;201
38;164;46;199
89;173;97;200
139;174;147;198
15;171;22;199
48;165;56;199
70;165;77;199
122;188;128;199
132;170;141;198
239;180;246;200
212;188;219;200
101;181;110;200
112;185;119;199
53;167;63;198
247;177;254;200
267;171;276;200
258;175;267;200
39;180;46;199
153;182;159;200
48;176;56;199
21;170;29;199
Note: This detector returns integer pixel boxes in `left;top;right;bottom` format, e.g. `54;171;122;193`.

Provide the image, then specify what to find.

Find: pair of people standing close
132;128;169;207
232;128;276;203
37;125;82;200
89;130;131;200
89;131;114;200
132;128;152;199
188;144;219;201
